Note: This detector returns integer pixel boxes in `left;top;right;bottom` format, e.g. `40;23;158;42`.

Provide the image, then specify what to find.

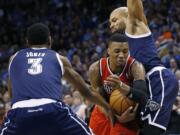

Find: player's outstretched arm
60;55;115;125
127;0;147;25
60;56;102;102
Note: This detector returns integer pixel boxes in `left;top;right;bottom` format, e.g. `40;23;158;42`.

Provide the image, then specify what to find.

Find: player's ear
26;39;29;47
48;36;52;48
107;48;110;55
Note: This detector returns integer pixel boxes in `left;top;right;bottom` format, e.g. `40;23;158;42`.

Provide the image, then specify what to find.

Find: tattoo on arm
131;61;146;81
89;61;108;101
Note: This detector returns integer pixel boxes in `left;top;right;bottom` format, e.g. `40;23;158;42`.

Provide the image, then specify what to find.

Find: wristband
119;81;123;88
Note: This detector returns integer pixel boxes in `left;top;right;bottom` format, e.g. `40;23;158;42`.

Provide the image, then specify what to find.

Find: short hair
27;23;50;45
108;33;128;45
111;7;128;18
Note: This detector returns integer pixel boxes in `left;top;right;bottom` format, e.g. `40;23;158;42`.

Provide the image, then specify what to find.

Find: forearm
62;56;110;111
8;78;12;99
97;87;109;102
119;81;130;96
128;80;148;105
127;0;147;24
78;86;108;108
75;77;109;109
127;0;143;16
106;74;148;104
120;80;148;105
87;90;109;110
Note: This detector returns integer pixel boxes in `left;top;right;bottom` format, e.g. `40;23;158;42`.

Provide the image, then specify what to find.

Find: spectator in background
63;93;73;107
84;98;94;125
0;0;180;132
71;91;87;121
169;57;180;74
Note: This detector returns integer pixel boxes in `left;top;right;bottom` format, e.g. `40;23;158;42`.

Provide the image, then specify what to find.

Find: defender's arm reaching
60;55;115;125
127;0;147;25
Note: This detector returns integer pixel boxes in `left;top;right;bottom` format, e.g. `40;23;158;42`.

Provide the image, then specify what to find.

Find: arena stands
0;0;180;134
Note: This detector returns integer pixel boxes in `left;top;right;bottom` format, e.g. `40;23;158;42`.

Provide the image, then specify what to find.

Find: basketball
109;89;136;115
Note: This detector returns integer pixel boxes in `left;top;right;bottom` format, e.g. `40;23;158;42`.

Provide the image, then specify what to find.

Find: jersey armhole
8;52;19;76
56;53;65;76
128;57;136;77
125;31;151;38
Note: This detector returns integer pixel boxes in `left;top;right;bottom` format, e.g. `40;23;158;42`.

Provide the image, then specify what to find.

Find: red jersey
100;56;135;95
89;56;139;135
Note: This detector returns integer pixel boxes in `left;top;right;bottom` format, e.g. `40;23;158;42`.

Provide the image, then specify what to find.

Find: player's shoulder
131;60;144;69
10;49;25;59
14;48;27;54
130;60;145;74
89;60;100;73
89;60;102;81
58;55;72;68
48;49;57;53
89;57;108;75
59;55;68;62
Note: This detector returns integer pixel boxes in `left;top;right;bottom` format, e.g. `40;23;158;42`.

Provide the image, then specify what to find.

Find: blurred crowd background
0;0;180;134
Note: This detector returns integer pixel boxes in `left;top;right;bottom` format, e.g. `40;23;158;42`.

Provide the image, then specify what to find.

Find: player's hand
115;104;139;123
105;75;122;90
105;105;116;126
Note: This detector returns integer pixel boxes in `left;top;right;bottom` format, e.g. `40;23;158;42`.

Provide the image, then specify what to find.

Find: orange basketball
109;89;136;115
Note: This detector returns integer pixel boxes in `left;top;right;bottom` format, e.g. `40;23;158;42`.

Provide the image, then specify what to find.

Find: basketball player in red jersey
89;33;148;135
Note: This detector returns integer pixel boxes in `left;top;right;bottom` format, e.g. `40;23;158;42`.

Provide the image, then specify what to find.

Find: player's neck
109;60;123;75
29;44;50;49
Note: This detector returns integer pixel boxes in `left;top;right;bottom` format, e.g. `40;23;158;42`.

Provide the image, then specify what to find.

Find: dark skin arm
127;0;148;25
88;61;110;115
89;61;141;123
106;61;146;123
106;61;145;96
60;56;115;125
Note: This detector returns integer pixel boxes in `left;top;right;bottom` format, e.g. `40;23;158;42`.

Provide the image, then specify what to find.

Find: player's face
108;42;129;67
63;95;73;106
170;59;177;68
109;12;126;33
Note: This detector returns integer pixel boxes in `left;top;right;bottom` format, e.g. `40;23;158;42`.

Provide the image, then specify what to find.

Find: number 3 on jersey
28;58;43;75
